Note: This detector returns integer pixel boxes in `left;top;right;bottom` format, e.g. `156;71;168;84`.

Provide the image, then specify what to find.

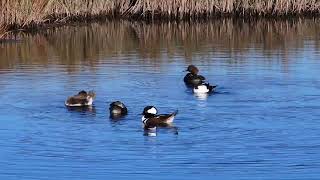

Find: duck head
77;90;96;98
109;101;128;116
186;65;199;75
141;106;158;117
87;91;96;99
77;90;88;97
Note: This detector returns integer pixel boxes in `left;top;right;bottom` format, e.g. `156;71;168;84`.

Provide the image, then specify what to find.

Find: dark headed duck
184;65;206;86
109;101;128;118
141;106;178;130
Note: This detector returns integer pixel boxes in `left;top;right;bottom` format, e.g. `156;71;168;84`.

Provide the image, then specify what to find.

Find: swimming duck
109;101;128;118
141;106;178;130
184;65;206;86
193;83;217;94
65;90;96;107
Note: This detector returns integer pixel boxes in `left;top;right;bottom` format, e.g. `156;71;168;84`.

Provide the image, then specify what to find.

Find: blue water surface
0;20;320;179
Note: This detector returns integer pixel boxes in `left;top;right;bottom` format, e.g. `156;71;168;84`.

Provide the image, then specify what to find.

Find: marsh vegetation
1;0;320;39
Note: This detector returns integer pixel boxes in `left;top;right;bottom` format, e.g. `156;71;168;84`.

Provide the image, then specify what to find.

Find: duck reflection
109;113;126;120
66;105;96;114
144;128;157;137
194;92;209;100
143;125;179;136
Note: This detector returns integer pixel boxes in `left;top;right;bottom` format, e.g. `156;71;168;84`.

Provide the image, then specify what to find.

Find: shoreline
4;14;320;29
1;0;320;39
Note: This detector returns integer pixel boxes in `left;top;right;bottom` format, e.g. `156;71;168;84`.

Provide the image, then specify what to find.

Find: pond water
0;19;320;179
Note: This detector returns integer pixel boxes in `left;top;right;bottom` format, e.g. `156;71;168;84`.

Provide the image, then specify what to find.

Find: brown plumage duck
65;90;96;107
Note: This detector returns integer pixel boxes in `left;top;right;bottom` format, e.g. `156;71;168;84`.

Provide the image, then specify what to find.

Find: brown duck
65;90;96;107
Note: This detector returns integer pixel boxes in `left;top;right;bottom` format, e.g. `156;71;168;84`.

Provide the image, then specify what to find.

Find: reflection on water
66;106;97;114
109;113;127;120
143;126;179;137
194;92;209;101
1;18;320;70
144;129;157;137
0;19;320;179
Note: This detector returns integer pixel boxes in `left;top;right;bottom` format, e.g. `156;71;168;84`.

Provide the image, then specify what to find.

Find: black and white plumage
183;65;217;94
65;90;96;107
141;106;178;130
183;65;206;87
193;83;217;94
109;101;128;118
184;73;206;87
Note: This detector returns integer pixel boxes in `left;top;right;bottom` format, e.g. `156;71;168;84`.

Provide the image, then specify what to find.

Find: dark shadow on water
160;125;179;135
66;106;97;115
109;114;128;125
109;114;127;120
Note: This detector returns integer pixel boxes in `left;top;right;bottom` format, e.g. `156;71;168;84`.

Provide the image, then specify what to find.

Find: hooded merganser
141;106;178;130
183;65;206;86
65;90;96;107
109;101;128;118
193;83;217;94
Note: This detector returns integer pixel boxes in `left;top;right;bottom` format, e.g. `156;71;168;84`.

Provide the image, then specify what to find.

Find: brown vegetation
1;0;320;23
1;0;320;39
0;23;9;39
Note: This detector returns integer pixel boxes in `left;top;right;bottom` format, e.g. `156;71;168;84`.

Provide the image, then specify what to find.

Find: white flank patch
86;97;93;105
147;107;157;115
65;97;94;107
193;85;209;93
141;116;147;122
65;102;83;107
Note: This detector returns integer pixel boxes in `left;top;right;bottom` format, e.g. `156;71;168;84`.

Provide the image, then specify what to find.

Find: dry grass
0;22;9;40
0;0;320;37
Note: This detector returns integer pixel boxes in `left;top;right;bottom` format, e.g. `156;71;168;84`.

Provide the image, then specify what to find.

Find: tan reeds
1;0;320;34
0;21;10;40
0;2;8;39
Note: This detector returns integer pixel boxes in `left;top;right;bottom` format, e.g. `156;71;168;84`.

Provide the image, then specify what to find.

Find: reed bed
0;23;9;39
1;0;320;32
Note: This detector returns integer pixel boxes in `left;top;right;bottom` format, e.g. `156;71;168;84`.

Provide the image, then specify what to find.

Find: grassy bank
1;0;320;39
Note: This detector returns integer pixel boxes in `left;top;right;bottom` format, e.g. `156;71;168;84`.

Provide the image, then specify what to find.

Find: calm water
1;19;320;179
